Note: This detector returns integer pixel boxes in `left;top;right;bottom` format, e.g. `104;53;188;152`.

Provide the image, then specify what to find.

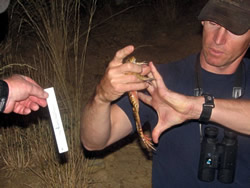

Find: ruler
45;87;68;153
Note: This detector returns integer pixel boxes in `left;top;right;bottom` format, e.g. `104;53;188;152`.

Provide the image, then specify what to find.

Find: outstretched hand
138;62;198;143
3;75;48;115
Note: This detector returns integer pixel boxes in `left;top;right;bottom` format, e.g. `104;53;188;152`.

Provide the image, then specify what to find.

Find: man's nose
214;26;227;45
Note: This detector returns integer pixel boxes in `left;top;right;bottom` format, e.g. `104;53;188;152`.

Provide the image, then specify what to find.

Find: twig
135;44;153;50
0;63;36;71
28;167;49;184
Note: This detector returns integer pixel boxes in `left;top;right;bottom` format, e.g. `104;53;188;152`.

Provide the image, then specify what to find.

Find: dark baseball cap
0;0;10;13
198;0;250;35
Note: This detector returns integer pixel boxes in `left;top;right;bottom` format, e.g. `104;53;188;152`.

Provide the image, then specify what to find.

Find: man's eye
209;21;217;26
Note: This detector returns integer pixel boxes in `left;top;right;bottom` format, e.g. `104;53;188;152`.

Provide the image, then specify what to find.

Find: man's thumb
152;125;165;144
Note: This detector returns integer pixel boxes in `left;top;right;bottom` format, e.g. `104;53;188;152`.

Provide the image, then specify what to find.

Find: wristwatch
0;80;9;112
199;93;215;123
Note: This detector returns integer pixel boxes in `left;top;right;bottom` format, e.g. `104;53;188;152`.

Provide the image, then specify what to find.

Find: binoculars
198;127;238;184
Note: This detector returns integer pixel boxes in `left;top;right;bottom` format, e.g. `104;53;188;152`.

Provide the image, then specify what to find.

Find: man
0;0;48;115
81;0;250;187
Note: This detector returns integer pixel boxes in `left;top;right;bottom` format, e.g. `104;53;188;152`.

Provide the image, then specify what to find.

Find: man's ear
201;21;205;26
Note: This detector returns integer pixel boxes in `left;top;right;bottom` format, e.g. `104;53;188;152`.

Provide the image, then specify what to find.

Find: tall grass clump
0;0;97;187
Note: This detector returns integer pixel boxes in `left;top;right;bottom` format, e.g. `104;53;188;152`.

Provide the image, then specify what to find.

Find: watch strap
0;80;9;112
199;93;215;123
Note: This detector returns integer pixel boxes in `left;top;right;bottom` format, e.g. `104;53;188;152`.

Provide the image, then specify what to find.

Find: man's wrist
95;84;116;104
199;93;215;123
0;80;9;112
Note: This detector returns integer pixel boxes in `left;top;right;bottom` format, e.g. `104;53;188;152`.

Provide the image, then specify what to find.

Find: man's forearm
81;93;112;151
190;96;250;134
211;99;250;134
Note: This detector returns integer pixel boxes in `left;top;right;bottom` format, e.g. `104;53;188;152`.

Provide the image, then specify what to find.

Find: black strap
233;60;245;98
194;53;203;96
194;54;245;98
199;94;215;123
194;54;246;141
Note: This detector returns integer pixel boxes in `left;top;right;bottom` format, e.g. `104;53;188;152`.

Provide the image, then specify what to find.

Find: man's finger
28;85;48;99
149;62;160;78
122;82;149;93
149;62;169;93
141;65;151;76
22;75;41;87
144;78;157;96
29;96;48;107
110;45;134;66
137;92;152;106
21;75;49;99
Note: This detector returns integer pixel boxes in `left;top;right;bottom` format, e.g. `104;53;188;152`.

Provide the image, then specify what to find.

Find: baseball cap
0;0;10;14
198;0;250;35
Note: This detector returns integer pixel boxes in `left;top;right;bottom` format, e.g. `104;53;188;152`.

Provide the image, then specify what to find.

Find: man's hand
96;45;151;103
3;74;48;115
138;62;200;143
81;45;152;150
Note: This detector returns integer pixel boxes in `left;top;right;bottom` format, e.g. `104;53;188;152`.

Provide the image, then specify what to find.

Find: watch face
0;0;10;13
206;95;213;102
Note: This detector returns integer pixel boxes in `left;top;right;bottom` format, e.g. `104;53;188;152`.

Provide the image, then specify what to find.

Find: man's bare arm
81;94;132;151
211;99;250;134
80;45;151;150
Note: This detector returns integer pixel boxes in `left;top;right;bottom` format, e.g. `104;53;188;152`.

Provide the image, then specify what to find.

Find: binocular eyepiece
198;127;238;184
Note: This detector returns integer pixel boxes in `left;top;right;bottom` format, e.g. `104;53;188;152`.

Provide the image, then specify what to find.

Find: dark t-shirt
115;54;250;188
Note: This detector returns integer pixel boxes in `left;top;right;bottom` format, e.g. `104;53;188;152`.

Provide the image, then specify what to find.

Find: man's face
201;21;250;73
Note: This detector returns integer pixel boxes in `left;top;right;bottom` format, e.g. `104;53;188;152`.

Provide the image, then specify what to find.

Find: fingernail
44;91;49;98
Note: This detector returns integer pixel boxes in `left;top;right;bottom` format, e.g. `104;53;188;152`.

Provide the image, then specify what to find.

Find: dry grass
0;126;31;174
0;0;97;187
